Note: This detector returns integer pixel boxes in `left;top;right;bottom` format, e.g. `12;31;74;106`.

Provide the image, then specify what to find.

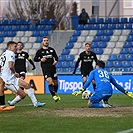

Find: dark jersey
73;51;97;75
34;47;58;70
15;51;29;73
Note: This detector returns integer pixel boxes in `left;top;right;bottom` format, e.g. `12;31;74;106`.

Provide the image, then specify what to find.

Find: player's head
17;42;24;50
96;60;105;69
85;42;91;52
42;36;49;48
7;41;17;53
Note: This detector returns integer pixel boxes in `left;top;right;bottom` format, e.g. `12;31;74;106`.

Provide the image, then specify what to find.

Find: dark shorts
81;68;93;77
42;69;57;80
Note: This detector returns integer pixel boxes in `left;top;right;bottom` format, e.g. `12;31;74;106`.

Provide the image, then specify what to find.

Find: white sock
26;88;38;106
10;95;22;105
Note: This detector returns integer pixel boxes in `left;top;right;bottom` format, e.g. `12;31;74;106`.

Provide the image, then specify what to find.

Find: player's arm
52;49;58;66
27;57;36;70
72;71;94;96
73;58;80;74
110;76;133;98
34;50;41;62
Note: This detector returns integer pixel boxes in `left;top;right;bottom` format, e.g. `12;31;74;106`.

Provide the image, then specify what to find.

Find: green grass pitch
0;94;133;133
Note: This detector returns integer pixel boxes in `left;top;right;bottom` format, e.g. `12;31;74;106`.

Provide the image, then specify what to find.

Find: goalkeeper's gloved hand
72;88;84;96
125;90;133;98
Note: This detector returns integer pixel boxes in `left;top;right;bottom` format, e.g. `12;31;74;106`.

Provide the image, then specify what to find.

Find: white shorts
3;77;20;93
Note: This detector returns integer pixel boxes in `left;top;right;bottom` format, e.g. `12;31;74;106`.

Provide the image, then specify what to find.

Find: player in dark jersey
15;42;36;80
34;36;60;102
73;42;98;89
72;60;133;108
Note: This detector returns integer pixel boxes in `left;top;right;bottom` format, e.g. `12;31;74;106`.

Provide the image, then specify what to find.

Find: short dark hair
97;60;105;68
85;42;90;46
7;41;17;48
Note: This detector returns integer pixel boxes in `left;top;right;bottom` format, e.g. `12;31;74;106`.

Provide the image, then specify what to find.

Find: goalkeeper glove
72;88;84;96
125;91;133;98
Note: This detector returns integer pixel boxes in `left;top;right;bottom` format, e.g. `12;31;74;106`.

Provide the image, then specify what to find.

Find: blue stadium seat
93;48;103;54
98;42;107;48
125;24;132;29
45;25;52;31
62;61;70;68
100;24;108;30
40;31;48;37
20;25;28;31
70;61;76;68
0;26;4;31
120;18;127;23
66;55;74;61
106;61;113;68
76;24;84;30
61;49;70;55
108;54;117;61
48;19;56;25
12;25;20;31
36;25;45;31
72;30;81;37
32;31;40;37
8;31;16;37
29;25;36;31
96;30;104;36
92;24;100;30
69;36;77;43
117;54;125;61
1;19;8;25
129;30;133;35
35;37;42;43
105;30;113;36
65;43;74;49
101;36;110;42
120;68;128;72
112;18;119;24
56;68;66;73
89;18;96;24
58;55;66;62
56;62;62;68
17;19;25;25
127;35;133;42
0;37;4;43
9;19;17;25
25;19;31;24
91;42;98;48
84;24;92;30
120;48;129;54
0;31;8;37
108;24;116;30
116;24;124;29
66;68;74;73
104;18;112;24
39;19;48;25
112;68;120;71
129;17;133;23
122;61;131;68
113;61;122;68
129;48;133;54
126;54;132;61
97;18;104;24
93;36;101;42
4;26;12;31
124;42;132;48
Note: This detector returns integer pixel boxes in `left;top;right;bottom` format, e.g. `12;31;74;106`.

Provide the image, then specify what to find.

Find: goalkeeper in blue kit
72;60;133;108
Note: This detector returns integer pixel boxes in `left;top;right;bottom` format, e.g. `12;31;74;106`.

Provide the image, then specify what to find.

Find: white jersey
0;50;15;82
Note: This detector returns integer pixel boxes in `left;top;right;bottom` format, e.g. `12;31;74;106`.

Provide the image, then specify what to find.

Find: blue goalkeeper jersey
83;68;125;94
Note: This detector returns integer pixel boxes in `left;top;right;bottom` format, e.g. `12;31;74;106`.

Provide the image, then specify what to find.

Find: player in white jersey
0;41;46;107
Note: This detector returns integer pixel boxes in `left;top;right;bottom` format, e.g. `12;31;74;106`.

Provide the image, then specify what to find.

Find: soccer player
34;36;60;102
0;41;46;107
72;60;133;108
15;41;36;80
73;42;98;89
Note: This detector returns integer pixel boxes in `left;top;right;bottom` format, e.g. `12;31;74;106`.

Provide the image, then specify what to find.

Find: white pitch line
117;128;133;133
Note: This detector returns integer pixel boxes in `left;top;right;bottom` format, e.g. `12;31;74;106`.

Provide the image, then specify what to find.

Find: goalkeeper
72;60;133;108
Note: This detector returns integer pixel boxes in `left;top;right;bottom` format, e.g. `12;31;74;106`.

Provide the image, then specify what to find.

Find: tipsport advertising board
45;75;133;94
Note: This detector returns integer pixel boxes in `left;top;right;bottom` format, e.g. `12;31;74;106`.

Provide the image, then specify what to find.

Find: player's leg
18;78;46;107
0;77;5;107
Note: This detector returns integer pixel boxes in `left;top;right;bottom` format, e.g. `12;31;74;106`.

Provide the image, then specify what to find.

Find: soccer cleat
7;100;13;106
0;105;15;111
34;102;46;108
53;95;60;102
101;100;112;108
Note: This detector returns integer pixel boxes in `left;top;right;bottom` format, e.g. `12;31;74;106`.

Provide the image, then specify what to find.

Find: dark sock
49;85;56;96
0;95;5;105
92;83;96;90
54;85;58;93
